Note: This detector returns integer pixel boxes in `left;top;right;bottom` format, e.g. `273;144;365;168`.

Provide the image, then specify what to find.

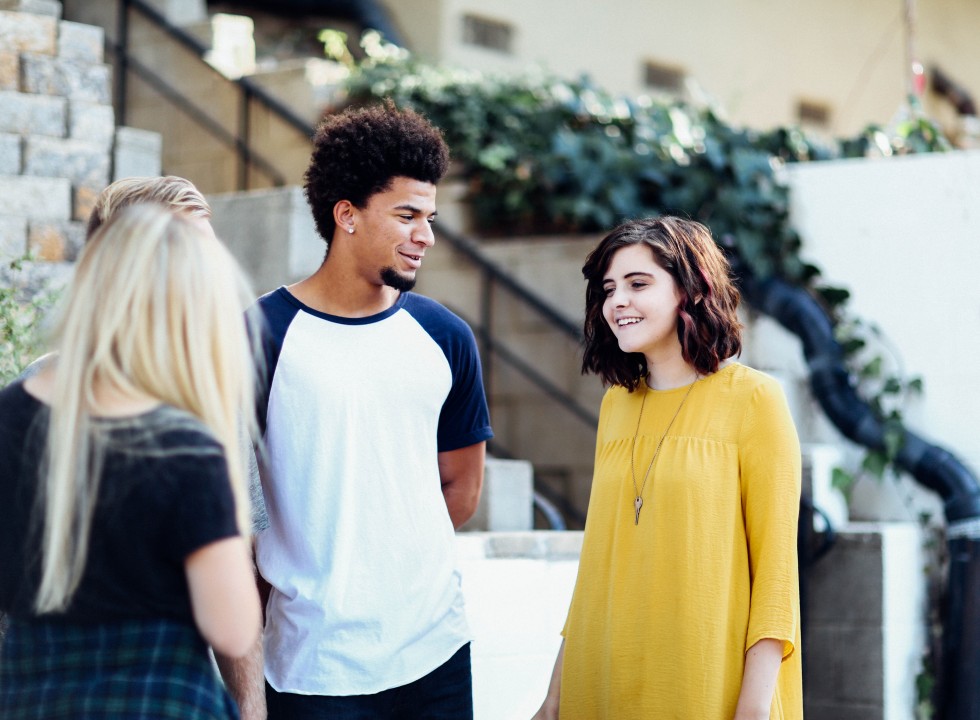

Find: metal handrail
445;304;597;431
110;47;289;186
435;225;583;342
119;0;313;136
114;0;315;189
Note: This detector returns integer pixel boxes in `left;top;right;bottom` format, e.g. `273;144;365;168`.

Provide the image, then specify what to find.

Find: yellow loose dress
560;363;803;719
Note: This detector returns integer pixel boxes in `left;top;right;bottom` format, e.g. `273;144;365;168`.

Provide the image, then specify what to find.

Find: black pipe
734;260;980;718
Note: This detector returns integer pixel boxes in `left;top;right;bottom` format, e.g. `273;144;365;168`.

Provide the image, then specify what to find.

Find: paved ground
457;532;581;720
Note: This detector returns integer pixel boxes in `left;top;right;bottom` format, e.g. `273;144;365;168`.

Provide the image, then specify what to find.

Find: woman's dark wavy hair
581;216;742;390
304;99;450;245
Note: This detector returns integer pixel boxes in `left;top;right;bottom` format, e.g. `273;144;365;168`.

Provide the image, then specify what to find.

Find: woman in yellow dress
532;216;803;720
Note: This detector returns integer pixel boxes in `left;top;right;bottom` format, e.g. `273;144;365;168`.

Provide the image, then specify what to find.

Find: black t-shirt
0;382;239;624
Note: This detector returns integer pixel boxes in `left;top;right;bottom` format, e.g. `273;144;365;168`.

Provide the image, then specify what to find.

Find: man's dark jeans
266;643;473;720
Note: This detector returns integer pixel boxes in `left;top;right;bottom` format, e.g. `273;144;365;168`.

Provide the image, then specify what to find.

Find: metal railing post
480;267;493;403
114;0;130;127
238;85;251;190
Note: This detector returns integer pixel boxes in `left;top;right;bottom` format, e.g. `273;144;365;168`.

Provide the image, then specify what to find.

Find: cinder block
73;182;102;223
0;10;56;55
804;621;885;706
0;0;61;18
804;702;883;720
28;219;85;261
207;186;321;293
803;523;925;718
806;531;884;623
20;53;111;103
0;215;28;263
68;100;114;150
0;175;71;219
0;51;17;90
112;126;161;180
0;132;20;173
0;90;66;136
58;20;103;62
23;135;110;188
461;458;533;532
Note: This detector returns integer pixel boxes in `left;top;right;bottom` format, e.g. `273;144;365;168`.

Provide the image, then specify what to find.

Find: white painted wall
781;149;980;516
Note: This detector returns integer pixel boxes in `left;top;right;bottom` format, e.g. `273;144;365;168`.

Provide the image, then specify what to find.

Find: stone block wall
0;0;107;270
0;0;161;294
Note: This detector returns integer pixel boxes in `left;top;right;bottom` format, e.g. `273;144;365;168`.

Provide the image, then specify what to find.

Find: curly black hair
304;100;450;244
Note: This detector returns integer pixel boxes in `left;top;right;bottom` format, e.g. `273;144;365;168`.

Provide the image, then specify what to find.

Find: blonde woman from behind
0;205;262;719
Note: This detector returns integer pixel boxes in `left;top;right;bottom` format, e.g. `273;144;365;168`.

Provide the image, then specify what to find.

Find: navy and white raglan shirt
252;287;493;696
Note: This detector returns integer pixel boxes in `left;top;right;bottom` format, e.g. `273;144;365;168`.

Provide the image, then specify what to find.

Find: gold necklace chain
629;375;699;526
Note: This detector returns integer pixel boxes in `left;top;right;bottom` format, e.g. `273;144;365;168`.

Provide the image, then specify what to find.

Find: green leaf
860;356;883;378
831;467;856;499
861;451;888;479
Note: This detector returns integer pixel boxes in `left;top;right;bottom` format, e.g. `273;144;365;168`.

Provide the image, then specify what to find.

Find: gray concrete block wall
0;132;20;174
0;216;28;263
20;53;111;103
0;176;71;219
58;19;104;62
0;2;157;297
68;100;114;150
0;91;67;136
804;522;926;720
0;0;61;18
0;50;19;89
24;136;110;187
0;9;56;55
28;219;86;261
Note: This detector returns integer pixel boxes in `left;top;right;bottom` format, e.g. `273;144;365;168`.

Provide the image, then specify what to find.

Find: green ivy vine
0;257;54;386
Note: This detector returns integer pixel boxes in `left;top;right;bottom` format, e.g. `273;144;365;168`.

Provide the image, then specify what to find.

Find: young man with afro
237;101;493;719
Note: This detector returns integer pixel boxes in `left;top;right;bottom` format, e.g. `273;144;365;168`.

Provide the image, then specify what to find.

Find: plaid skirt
0;616;239;719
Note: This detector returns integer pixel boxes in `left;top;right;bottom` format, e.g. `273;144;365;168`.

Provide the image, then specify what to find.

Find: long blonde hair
35;205;257;613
